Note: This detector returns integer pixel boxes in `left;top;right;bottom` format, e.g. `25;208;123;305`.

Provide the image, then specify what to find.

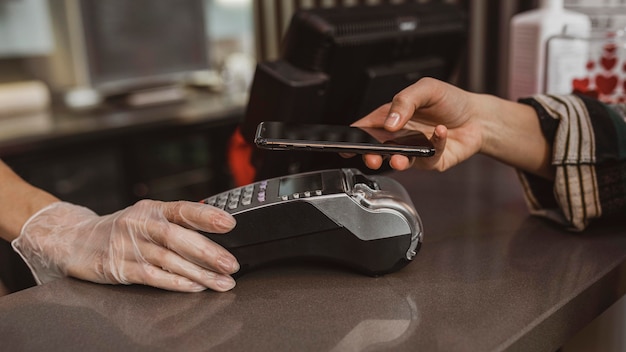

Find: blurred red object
227;127;256;187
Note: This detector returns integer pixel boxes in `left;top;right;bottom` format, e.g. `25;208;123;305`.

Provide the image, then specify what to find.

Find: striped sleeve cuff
518;94;626;231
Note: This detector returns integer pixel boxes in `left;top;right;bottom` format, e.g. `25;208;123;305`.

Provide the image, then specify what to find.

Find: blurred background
3;0;626;98
0;1;626;350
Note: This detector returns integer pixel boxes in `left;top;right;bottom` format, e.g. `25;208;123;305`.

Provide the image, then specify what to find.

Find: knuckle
166;201;189;223
392;91;410;105
135;199;156;208
112;212;133;228
169;200;186;213
196;244;218;261
155;219;171;232
419;76;436;85
434;164;447;173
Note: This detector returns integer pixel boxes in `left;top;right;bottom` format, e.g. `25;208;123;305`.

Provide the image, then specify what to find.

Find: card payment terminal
200;168;422;276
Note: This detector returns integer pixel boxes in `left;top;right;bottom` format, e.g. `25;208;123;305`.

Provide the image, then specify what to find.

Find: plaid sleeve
517;94;626;231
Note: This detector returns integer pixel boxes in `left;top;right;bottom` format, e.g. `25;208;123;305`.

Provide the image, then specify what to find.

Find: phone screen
254;121;435;157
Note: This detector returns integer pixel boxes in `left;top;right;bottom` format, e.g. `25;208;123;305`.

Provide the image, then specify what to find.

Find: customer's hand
352;77;553;179
12;200;240;292
352;77;483;172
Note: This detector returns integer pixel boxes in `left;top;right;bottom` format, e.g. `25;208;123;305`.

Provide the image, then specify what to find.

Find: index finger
163;201;237;234
160;223;239;275
384;78;442;131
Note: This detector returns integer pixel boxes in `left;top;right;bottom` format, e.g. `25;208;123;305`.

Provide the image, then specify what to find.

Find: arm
352;77;555;179
2;160;240;292
354;77;626;231
0;160;58;242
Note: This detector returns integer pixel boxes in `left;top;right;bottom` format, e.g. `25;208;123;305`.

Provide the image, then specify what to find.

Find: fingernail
215;213;236;231
386;112;401;128
217;276;236;291
218;256;240;273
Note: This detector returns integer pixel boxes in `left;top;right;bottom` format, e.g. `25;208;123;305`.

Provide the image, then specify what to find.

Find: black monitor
242;2;467;180
28;0;209;109
78;0;208;94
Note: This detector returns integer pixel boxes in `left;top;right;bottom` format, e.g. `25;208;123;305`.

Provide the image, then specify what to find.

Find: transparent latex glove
11;200;240;292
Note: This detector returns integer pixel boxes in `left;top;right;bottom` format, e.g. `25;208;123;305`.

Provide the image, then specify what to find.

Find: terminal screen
278;174;323;196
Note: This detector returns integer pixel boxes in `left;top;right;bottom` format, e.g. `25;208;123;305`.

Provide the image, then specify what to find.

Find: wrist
477;95;554;179
460;92;501;159
19;201;64;238
0;162;60;242
477;93;512;158
13;202;98;285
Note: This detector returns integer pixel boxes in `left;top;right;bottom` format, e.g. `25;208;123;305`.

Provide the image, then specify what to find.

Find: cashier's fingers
161;200;237;233
138;243;237;292
119;261;233;293
102;229;237;292
147;220;240;276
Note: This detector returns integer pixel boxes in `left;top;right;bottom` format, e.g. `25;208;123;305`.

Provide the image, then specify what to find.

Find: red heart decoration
603;43;617;54
596;74;618;95
586;60;595;71
601;56;617;71
572;77;589;92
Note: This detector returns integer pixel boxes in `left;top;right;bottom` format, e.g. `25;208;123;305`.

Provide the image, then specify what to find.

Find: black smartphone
254;121;435;157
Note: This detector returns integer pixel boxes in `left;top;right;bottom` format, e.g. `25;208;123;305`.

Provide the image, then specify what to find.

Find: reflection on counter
0;270;422;351
330;295;419;351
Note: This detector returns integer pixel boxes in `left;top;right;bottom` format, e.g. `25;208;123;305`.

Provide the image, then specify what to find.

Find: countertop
1;155;625;351
0;90;247;158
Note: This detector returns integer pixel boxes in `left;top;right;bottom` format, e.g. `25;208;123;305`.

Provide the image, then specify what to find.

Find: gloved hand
11;200;240;292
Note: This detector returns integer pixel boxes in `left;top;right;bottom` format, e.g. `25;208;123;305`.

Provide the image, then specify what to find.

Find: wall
0;0;52;83
0;0;52;58
205;0;254;68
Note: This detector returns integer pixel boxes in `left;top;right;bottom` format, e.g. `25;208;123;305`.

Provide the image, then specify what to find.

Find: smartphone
254;121;435;157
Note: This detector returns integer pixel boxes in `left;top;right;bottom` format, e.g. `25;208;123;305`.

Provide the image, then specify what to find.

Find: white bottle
508;0;591;101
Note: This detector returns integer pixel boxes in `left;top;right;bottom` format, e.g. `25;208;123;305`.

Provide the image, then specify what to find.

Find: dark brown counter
1;155;625;351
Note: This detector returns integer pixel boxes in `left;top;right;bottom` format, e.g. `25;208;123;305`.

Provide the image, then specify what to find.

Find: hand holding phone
254;121;435;157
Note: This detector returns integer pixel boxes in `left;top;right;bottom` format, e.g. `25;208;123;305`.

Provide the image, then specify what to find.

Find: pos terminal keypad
202;182;265;211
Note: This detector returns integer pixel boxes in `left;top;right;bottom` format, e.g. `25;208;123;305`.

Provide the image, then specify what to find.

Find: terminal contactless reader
200;168;422;276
